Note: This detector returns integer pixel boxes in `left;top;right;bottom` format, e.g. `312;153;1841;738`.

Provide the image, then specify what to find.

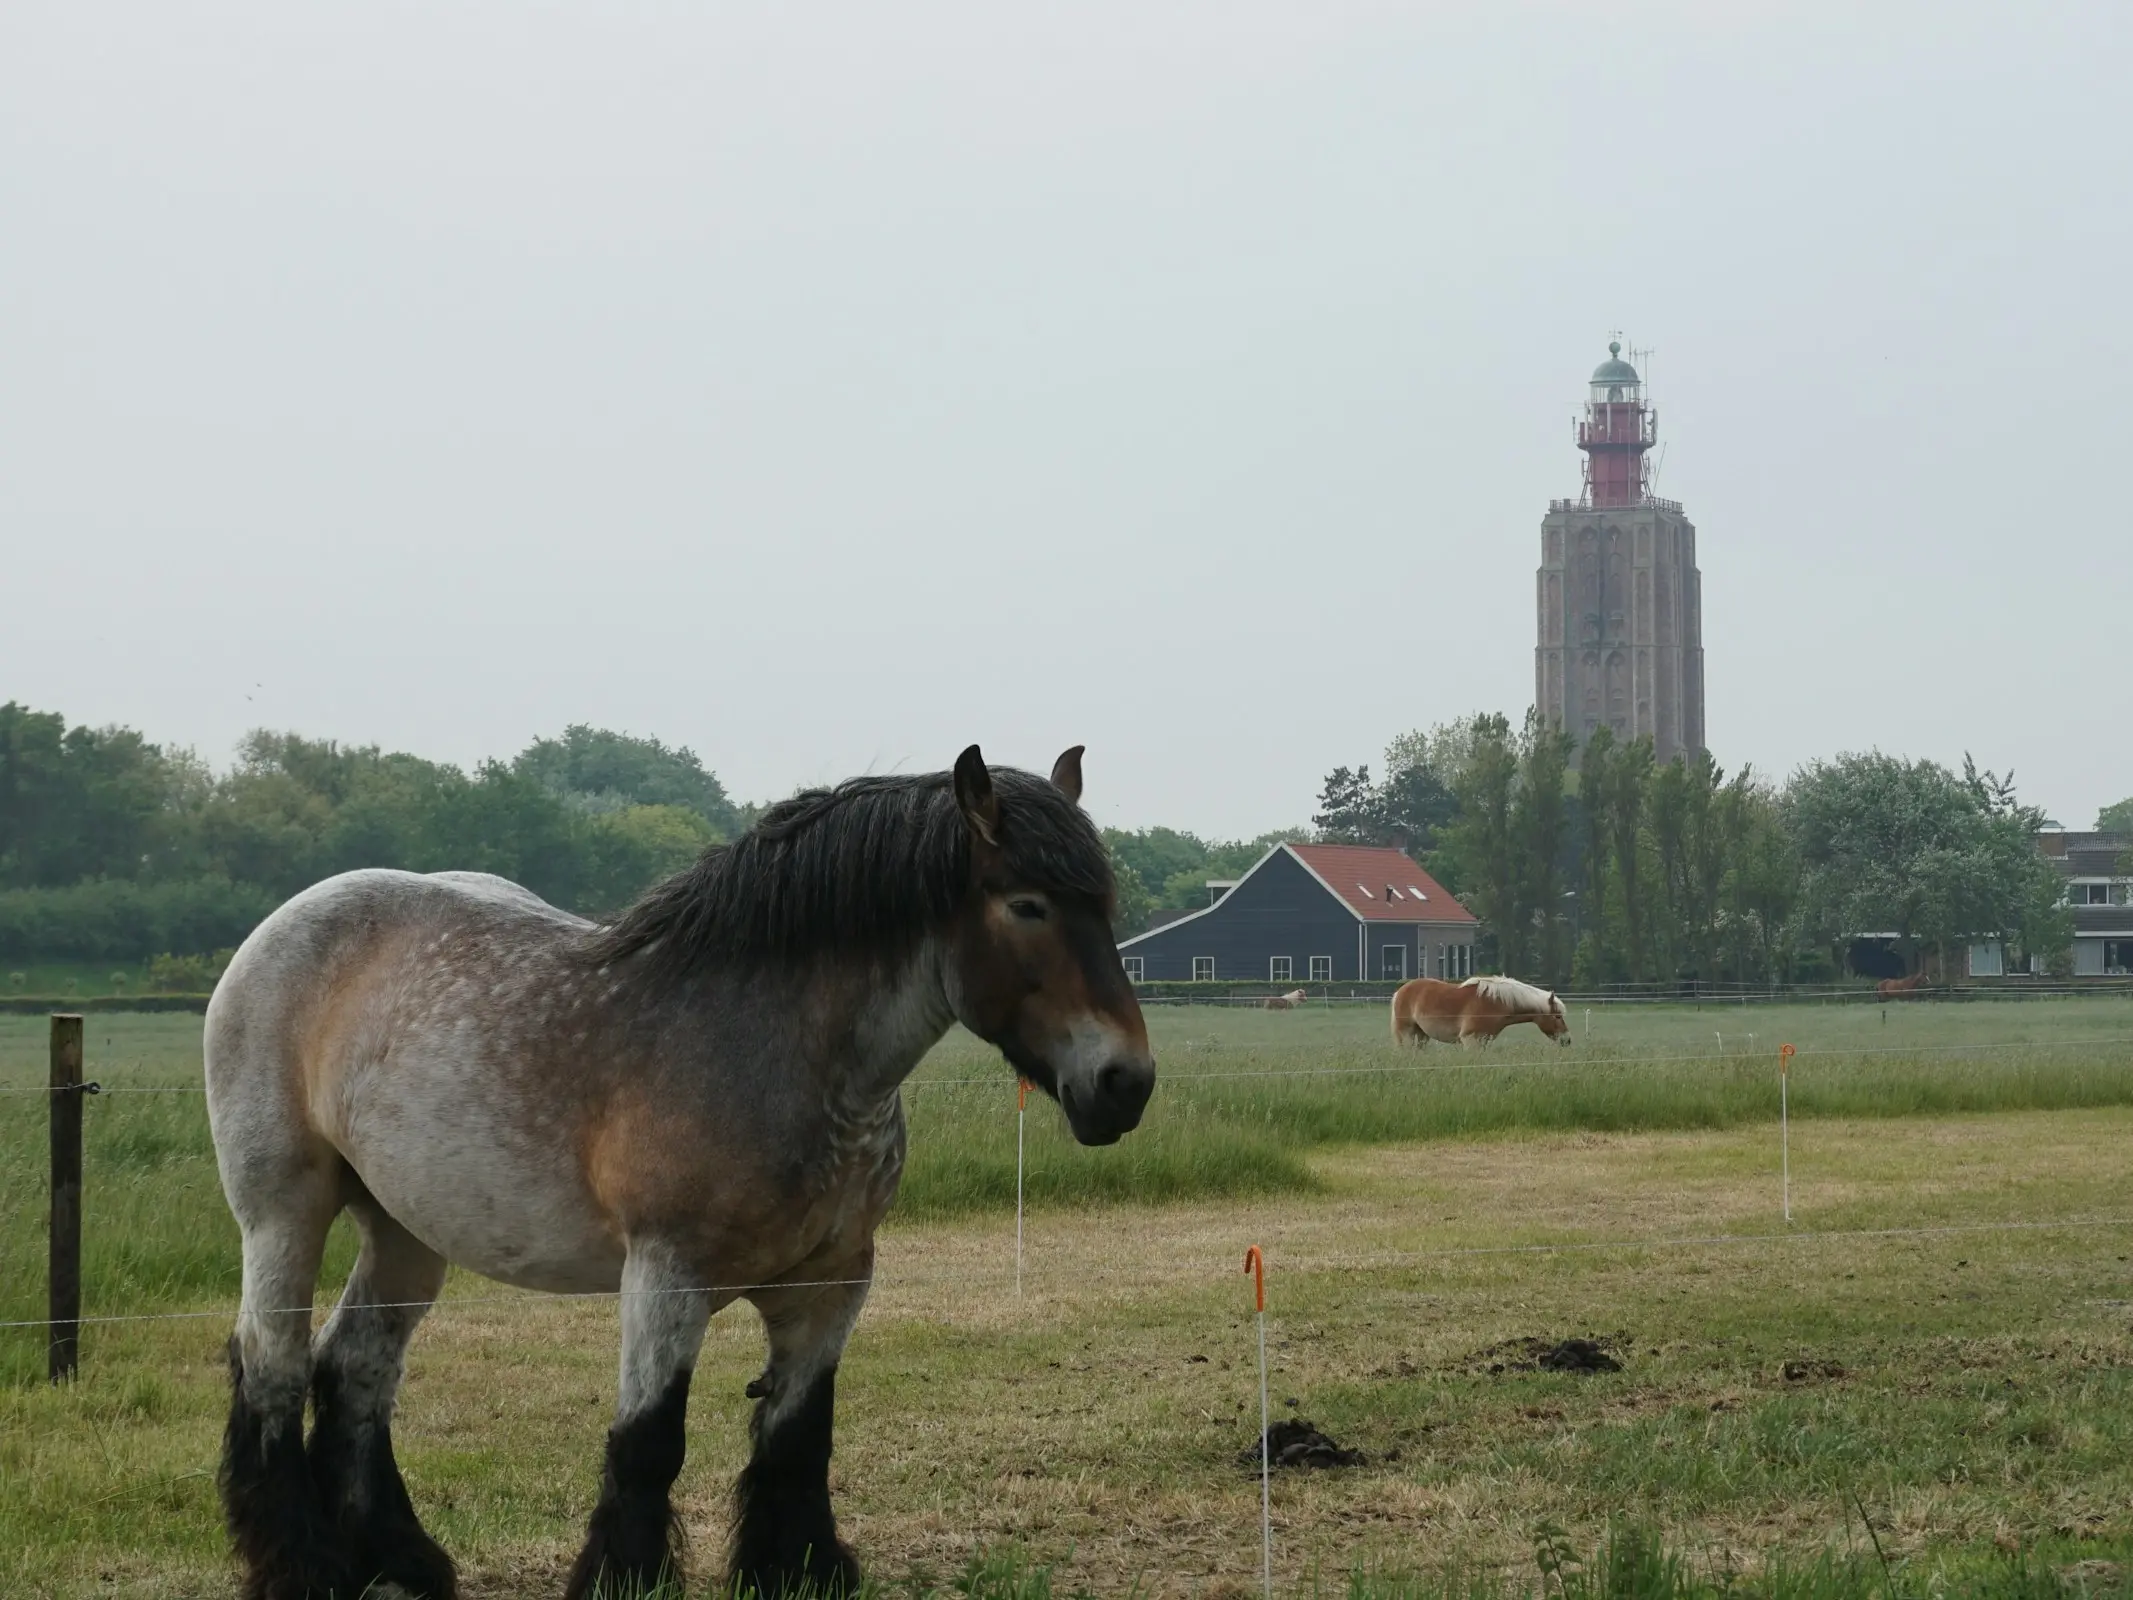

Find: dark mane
587;766;1112;983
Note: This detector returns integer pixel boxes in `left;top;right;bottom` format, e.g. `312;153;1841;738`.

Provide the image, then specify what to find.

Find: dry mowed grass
6;1002;2133;1596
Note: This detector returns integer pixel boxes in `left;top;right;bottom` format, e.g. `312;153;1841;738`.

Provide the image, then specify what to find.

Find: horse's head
944;744;1155;1146
1540;992;1572;1046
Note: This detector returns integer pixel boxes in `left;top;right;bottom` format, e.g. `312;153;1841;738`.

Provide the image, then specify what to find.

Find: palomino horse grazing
1390;975;1572;1048
205;746;1153;1600
1876;971;1930;1001
1261;988;1309;1011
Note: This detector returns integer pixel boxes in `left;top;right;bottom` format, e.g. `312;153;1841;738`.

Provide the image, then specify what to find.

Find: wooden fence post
49;1014;84;1383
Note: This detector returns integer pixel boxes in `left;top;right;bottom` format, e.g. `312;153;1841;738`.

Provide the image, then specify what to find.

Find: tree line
0;703;743;962
3;698;2119;983
1306;713;2095;988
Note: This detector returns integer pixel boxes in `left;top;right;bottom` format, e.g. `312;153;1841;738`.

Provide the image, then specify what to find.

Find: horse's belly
1418;1014;1464;1042
334;1102;625;1294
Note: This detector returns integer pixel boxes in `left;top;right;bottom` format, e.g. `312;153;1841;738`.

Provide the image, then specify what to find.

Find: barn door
1381;943;1408;980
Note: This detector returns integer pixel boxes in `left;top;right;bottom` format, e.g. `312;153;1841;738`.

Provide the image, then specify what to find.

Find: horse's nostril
1098;1059;1152;1110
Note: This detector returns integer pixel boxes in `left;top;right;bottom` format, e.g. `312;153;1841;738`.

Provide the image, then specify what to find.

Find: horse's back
212;867;579;1026
205;868;589;1120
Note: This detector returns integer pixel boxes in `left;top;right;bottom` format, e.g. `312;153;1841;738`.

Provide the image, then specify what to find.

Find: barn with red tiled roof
1116;842;1479;984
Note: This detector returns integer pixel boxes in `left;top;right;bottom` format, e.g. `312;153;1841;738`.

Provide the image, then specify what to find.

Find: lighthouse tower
1536;342;1706;765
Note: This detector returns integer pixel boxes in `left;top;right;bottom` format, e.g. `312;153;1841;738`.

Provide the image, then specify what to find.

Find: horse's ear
1050;745;1085;804
954;744;1001;850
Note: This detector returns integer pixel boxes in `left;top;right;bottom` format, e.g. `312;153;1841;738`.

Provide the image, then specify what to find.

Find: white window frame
1269;956;1292;982
1121;956;1144;983
1192;956;1215;982
1309;955;1332;982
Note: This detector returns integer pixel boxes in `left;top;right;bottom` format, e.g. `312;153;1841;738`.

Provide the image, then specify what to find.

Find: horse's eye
1008;898;1048;922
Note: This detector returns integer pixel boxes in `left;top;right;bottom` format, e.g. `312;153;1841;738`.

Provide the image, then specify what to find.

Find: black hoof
563;1502;681;1600
308;1361;459;1599
221;1343;362;1600
728;1367;856;1599
563;1370;692;1600
728;1539;860;1600
356;1519;457;1600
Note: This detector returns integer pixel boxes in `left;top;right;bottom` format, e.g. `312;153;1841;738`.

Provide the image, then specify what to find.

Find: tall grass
893;1001;2133;1218
1339;1519;2133;1600
5;1000;2133;1342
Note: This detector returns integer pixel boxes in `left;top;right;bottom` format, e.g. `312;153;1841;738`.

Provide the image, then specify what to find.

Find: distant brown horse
1261;988;1309;1010
1390;975;1571;1048
1876;970;1931;1001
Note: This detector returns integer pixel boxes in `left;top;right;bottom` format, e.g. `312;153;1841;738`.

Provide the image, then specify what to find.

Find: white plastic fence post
1244;1245;1270;1599
1016;1080;1028;1296
1779;1044;1795;1224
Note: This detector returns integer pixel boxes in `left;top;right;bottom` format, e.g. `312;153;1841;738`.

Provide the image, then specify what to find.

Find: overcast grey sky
4;1;2128;838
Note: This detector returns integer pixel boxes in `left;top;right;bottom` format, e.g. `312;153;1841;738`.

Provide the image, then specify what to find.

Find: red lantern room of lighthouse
1578;340;1656;508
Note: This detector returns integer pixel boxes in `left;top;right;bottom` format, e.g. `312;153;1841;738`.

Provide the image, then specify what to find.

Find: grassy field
5;998;2133;1596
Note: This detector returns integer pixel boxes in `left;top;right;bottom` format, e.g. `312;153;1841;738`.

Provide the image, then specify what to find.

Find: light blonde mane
1461;974;1557;1013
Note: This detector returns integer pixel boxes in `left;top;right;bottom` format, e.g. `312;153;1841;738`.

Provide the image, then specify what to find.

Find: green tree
0;704;178;888
1444;714;1521;973
1511;712;1576;986
1647;751;1734;982
1571;727;1617;984
1311;767;1377;842
415;763;590;905
1105;841;1155;935
581;805;718;913
1604;737;1655;981
1726;780;1801;983
1317;725;1465;866
513;725;740;836
1788;752;2068;976
2094;797;2133;834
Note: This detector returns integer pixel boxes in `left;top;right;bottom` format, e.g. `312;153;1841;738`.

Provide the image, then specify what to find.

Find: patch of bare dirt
1465;1335;1625;1375
1780;1358;1847;1383
1237;1419;1366;1470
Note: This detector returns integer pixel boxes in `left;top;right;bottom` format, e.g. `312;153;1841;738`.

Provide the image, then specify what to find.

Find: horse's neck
842;944;958;1096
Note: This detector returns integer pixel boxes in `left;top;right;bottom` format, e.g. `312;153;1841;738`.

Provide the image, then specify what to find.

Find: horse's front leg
729;1256;872;1599
563;1245;715;1600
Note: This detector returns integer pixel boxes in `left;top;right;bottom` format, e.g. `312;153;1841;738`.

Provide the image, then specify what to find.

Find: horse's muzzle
1060;1057;1154;1146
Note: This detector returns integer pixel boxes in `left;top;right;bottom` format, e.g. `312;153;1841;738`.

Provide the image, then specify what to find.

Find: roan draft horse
204;745;1154;1600
1390;975;1572;1049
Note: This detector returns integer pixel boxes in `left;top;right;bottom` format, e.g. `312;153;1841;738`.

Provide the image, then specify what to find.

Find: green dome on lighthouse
1591;340;1639;386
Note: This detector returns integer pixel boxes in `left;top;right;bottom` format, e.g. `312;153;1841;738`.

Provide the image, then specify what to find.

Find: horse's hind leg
565;1243;715;1600
220;1158;358;1600
729;1269;871;1599
310;1194;455;1599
